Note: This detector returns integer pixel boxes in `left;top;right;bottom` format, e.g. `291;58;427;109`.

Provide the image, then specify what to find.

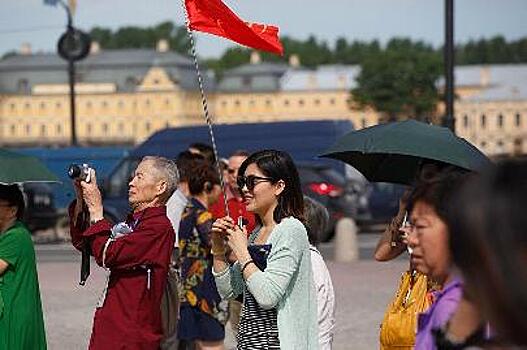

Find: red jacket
69;203;175;350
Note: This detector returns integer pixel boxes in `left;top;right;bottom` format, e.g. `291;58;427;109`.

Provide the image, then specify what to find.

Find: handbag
380;269;432;350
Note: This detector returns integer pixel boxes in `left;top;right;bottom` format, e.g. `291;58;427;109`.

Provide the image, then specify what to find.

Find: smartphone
237;216;245;230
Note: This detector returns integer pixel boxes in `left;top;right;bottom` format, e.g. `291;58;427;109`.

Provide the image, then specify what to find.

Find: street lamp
443;0;455;132
52;0;91;146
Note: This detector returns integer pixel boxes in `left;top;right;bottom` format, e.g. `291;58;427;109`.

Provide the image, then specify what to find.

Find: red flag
185;0;284;56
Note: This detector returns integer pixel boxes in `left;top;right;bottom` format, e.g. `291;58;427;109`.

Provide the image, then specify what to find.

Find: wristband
241;259;254;274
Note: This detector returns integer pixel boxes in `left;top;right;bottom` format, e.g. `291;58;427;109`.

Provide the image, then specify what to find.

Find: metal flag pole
181;1;231;218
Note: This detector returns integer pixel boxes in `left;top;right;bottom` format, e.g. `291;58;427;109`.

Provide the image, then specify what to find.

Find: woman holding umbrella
0;184;47;350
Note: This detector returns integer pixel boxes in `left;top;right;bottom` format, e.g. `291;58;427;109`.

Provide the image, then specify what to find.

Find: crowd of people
0;139;525;350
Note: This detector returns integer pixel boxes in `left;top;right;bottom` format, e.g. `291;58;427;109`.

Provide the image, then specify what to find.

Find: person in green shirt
0;184;47;350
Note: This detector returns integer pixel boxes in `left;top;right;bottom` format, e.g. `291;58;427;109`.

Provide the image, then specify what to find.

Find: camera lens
67;164;81;179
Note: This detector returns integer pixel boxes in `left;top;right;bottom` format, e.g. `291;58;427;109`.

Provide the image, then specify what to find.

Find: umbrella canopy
320;120;492;185
0;149;59;184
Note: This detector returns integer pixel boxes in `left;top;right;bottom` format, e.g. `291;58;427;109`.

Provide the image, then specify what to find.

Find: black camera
67;163;92;183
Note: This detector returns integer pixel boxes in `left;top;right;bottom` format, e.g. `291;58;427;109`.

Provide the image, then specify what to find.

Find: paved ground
37;234;409;350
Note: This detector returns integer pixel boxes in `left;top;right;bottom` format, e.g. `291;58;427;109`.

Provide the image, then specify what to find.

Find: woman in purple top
405;167;469;350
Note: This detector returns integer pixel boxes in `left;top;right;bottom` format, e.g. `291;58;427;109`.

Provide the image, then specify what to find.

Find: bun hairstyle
187;159;220;196
238;149;304;223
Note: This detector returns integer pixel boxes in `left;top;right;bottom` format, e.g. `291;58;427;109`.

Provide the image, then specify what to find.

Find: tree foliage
351;38;442;122
89;21;191;54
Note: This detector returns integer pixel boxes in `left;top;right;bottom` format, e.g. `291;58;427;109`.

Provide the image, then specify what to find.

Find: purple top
414;276;463;350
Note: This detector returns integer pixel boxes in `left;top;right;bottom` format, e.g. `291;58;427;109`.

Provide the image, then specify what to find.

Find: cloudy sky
1;0;526;58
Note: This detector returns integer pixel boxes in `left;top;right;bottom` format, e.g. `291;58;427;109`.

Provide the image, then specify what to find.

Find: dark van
102;120;357;240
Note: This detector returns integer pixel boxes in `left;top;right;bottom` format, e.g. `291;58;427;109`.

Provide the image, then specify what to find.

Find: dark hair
0;184;25;220
187;160;220;196
188;142;216;164
238;150;304;223
447;160;527;345
230;149;250;158
303;196;329;246
176;150;205;183
407;166;469;222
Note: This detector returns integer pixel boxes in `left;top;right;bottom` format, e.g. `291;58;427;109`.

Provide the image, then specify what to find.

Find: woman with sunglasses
211;150;318;350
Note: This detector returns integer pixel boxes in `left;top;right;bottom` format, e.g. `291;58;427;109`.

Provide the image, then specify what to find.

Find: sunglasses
237;175;274;191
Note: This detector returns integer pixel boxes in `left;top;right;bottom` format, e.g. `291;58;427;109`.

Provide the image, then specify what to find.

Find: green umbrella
320;120;492;185
0;149;59;184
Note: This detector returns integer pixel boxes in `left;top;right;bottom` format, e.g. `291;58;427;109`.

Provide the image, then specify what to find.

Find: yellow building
0;43;525;158
453;65;527;157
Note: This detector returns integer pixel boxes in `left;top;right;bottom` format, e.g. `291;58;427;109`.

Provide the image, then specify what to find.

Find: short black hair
187;160;220;196
188;142;216;164
176;150;205;183
0;184;25;220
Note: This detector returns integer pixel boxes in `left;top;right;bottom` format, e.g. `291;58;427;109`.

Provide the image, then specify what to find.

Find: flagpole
181;0;231;218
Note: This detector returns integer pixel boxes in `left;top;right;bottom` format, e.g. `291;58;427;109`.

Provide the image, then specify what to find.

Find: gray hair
303;195;329;246
142;156;179;201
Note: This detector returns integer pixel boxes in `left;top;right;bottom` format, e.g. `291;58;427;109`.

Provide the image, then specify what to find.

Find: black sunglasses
237;175;274;191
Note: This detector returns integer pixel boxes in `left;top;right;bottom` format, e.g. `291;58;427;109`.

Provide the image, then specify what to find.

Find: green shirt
0;221;47;350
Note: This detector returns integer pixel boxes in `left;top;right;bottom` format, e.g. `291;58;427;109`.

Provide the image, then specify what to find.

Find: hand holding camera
68;164;103;223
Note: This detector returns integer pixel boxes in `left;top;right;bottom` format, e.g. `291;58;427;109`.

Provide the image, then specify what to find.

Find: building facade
0;44;525;157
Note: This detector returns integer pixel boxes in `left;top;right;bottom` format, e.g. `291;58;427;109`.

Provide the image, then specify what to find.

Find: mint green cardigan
213;217;318;349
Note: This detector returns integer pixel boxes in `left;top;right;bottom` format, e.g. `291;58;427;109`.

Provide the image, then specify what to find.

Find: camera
68;163;92;183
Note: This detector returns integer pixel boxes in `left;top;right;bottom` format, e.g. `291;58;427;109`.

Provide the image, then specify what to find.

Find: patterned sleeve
195;209;214;247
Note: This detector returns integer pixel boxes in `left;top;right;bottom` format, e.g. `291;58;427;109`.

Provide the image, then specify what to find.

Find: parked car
21;183;59;232
361;182;407;225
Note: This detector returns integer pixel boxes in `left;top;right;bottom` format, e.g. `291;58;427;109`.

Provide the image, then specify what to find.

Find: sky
1;0;526;58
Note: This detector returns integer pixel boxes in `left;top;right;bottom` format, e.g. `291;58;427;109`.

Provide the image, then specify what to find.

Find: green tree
351;40;442;122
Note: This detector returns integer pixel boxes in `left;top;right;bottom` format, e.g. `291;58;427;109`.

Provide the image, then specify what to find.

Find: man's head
188;142;216;165
128;156;179;212
227;150;250;195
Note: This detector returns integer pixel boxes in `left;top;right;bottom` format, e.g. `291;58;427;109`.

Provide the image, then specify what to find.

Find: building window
329;98;336;105
25;125;31;134
86;101;92;109
153;79;160;85
40;125;46;136
234;100;240;107
55;102;62;109
284;99;290;106
145;99;151;106
9;103;15;111
165;121;170;129
101;101;108;108
118;100;124;108
164;99;170;106
18;79;29;94
40;102;46;110
118;122;124;131
298;99;305;106
86;123;92;135
25;103;31;110
314;99;320;106
56;124;62;135
249;100;255;107
516;113;521;127
221;100;227;108
10;125;16;134
481;141;487;148
145;122;151;132
497;114;504;128
497;140;504;148
481;114;486;128
463;115;468;128
102;123;109;135
265;99;271;106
